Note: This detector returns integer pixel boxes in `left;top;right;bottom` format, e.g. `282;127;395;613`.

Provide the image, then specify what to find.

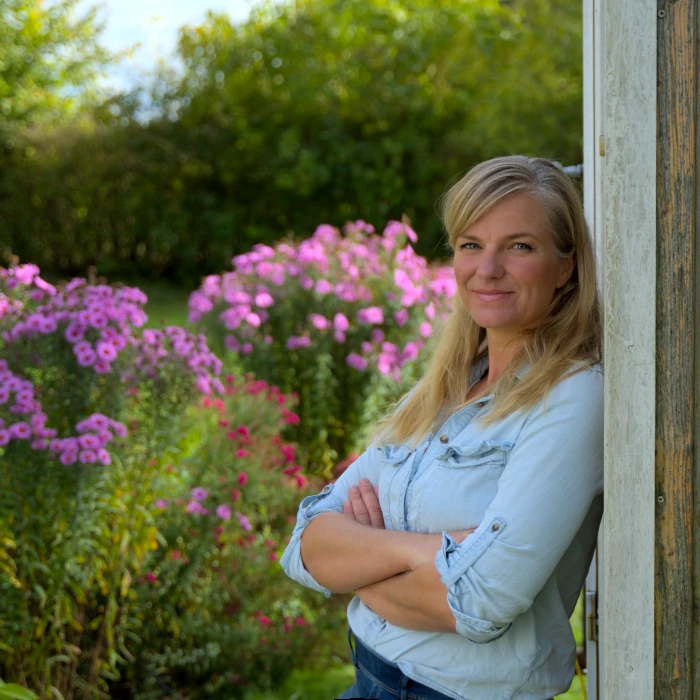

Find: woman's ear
557;253;576;289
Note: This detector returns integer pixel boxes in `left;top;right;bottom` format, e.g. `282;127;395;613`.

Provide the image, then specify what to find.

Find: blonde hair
372;155;602;447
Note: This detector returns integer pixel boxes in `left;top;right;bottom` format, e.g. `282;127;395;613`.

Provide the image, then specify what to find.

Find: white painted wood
601;0;656;698
583;0;605;696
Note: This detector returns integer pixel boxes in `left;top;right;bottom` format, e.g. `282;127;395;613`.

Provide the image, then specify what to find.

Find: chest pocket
437;439;513;470
415;439;514;532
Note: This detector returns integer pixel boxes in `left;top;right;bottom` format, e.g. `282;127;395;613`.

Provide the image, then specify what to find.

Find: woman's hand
342;478;385;529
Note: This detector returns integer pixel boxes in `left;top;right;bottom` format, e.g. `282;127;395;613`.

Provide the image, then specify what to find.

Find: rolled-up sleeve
279;444;383;596
435;368;604;643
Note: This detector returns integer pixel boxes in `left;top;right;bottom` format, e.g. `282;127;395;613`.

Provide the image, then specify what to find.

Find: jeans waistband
348;629;453;700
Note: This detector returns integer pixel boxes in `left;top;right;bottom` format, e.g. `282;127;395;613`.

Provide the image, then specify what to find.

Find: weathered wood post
585;0;698;697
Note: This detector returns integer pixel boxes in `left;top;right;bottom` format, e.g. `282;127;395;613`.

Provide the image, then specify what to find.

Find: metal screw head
658;9;666;18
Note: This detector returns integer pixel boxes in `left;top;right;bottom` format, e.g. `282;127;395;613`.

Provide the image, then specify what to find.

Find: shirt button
439;434;449;443
491;523;500;532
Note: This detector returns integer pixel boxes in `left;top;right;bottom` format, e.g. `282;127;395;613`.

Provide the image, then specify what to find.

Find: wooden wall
601;0;657;698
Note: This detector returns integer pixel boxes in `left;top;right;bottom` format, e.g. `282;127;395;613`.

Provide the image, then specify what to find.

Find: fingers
343;479;385;528
358;479;385;529
343;499;354;518
348;483;371;525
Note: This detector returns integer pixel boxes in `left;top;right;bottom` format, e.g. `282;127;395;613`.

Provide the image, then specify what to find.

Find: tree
0;0;113;135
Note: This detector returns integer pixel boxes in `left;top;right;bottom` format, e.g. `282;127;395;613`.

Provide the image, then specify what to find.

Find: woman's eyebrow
457;231;539;242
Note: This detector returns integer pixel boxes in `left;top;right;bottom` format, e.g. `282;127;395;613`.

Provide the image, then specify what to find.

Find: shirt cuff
279;484;340;597
435;516;509;642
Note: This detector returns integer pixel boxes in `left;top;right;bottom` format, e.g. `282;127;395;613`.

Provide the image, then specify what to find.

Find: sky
76;0;258;92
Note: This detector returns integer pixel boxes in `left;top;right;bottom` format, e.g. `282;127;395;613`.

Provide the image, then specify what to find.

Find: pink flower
145;572;157;583
357;306;384;325
155;499;169;509
255;292;274;308
231;489;241;502
393;308;409;327
216;504;232;520
346;353;368;371
8;423;31;439
333;313;349;331
191;487;208;501
186;500;208;515
419;322;432;338
236;449;251;458
308;313;330;330
238;472;249;486
236;512;253;531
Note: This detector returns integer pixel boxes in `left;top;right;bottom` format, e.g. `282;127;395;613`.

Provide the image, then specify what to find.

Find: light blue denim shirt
280;353;604;700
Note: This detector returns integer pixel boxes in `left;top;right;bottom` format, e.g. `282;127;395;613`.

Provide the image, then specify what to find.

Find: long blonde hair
372;155;602;447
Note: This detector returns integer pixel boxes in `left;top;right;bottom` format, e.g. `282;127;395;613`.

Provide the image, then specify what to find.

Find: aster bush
0;263;224;698
190;220;456;473
119;373;347;698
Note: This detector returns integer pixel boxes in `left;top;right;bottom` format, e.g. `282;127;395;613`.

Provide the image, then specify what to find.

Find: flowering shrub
119;373;348;698
0;263;224;697
190;220;456;472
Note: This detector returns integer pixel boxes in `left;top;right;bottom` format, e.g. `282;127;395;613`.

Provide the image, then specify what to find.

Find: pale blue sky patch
75;0;257;92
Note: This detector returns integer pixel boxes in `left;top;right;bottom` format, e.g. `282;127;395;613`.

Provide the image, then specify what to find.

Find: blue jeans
338;629;454;700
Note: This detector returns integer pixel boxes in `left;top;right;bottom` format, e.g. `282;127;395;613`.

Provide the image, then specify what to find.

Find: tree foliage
0;0;584;284
0;0;113;136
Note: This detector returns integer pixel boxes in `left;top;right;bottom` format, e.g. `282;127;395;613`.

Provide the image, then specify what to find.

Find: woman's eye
460;242;478;250
513;242;532;251
459;242;532;251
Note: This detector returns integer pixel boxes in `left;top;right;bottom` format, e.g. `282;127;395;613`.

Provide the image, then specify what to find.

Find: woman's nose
477;253;505;279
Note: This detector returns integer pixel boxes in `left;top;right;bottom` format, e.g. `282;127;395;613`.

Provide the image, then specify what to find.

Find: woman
280;155;603;700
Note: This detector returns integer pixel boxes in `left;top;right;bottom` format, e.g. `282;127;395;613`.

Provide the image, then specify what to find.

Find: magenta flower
333;313;349;331
79;449;97;464
357;307;384;325
191;487;208;501
216;504;232;520
8;423;31;439
346;354;368;371
419;322;432;338
155;499;169;509
236;512;253;531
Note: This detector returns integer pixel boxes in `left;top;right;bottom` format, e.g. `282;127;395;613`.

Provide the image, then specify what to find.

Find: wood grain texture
656;1;696;698
602;1;657;698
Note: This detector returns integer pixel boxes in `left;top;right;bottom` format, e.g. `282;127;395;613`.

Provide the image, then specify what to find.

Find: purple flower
394;309;409;327
236;512;253;531
77;349;97;367
419;322;432;338
59;451;77;466
216;504;232;520
96;341;118;362
97;449;111;465
79;449;97;464
8;423;31;439
191;487;208;501
357;307;384;325
0;430;9;446
186;500;208;515
155;499;169;509
333;313;349;332
346;353;368;371
254;292;274;308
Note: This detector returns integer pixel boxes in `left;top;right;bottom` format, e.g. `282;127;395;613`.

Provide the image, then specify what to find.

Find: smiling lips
472;290;513;301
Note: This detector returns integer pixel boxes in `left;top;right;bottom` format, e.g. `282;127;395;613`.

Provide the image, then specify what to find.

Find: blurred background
0;1;588;698
0;0;582;288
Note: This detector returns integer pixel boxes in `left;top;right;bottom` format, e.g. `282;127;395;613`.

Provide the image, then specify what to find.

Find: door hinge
586;590;599;642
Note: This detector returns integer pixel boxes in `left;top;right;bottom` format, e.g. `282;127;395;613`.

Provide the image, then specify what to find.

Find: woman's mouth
472;291;513;301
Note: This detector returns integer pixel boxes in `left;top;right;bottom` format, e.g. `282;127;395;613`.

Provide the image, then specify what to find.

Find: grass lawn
135;280;592;700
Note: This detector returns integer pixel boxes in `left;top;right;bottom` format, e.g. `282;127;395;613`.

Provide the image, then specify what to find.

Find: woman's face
453;192;575;344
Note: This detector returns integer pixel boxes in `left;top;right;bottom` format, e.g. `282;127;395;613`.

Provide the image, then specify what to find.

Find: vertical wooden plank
583;0;605;695
602;0;656;698
695;2;700;690
656;1;696;698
